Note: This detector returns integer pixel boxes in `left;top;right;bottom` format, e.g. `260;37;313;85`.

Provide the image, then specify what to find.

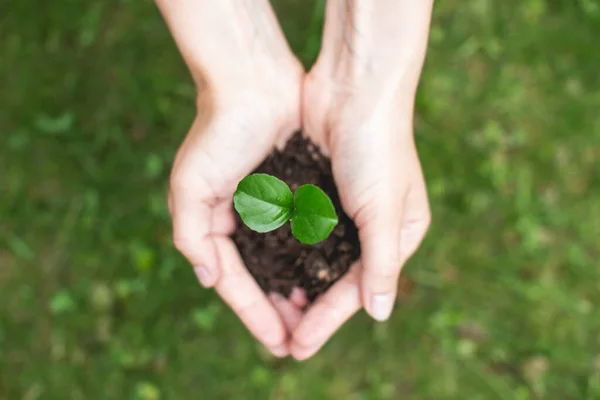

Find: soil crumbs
232;133;361;303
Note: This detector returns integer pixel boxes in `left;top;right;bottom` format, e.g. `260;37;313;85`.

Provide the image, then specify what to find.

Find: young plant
233;173;338;244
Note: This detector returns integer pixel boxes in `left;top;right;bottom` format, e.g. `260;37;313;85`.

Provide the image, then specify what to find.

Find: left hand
288;62;431;361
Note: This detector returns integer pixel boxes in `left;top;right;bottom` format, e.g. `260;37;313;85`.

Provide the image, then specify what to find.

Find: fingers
359;175;430;322
269;287;308;332
357;196;405;322
290;265;362;361
212;201;236;236
169;120;228;288
169;177;220;288
269;292;303;332
214;237;289;357
289;287;308;308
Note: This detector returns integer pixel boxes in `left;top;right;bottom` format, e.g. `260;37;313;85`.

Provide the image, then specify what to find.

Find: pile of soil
232;133;361;302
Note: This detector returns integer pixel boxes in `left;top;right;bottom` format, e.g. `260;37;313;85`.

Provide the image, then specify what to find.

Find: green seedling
233;173;338;245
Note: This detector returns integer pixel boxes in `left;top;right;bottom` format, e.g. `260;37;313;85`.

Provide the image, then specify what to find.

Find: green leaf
290;184;338;244
233;174;294;233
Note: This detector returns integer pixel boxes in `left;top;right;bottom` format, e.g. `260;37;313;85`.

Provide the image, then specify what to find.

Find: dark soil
231;133;361;303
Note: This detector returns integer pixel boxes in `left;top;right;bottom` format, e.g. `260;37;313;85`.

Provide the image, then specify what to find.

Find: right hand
291;56;431;361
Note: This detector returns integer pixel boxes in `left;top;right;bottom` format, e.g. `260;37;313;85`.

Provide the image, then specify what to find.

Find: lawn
2;0;600;399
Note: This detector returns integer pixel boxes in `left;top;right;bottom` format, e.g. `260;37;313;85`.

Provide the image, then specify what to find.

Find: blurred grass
2;0;600;399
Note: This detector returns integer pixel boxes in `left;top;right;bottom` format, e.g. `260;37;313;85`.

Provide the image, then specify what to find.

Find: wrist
314;0;434;100
204;53;303;102
156;0;300;91
203;57;303;116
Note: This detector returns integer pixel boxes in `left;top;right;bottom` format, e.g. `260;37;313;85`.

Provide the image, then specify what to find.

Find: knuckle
364;251;402;274
169;171;191;193
320;295;342;321
373;269;400;283
262;329;285;348
172;234;193;254
292;332;314;349
253;317;285;347
364;253;402;288
386;251;404;272
365;266;400;289
353;202;376;229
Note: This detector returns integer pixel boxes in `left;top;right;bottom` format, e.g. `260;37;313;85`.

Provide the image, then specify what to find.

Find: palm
289;70;430;360
169;84;303;356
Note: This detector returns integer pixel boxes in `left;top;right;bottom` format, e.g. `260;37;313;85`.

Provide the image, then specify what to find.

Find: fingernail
268;344;289;358
371;293;394;321
270;292;285;303
194;265;211;287
290;287;308;307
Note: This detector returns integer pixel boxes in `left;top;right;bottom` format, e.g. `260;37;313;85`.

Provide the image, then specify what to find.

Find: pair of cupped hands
168;39;431;360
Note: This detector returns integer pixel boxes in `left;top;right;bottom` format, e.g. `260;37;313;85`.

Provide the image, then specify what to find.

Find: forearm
154;0;296;90
317;0;434;97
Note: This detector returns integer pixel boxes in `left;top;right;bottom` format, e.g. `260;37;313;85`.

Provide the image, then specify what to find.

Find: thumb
173;191;219;287
169;172;221;289
357;196;404;322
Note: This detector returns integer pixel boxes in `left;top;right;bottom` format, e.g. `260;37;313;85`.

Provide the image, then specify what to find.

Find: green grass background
2;0;600;398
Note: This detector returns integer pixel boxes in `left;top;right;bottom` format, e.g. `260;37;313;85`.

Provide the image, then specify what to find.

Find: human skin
155;0;433;360
155;0;304;357
290;0;434;360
